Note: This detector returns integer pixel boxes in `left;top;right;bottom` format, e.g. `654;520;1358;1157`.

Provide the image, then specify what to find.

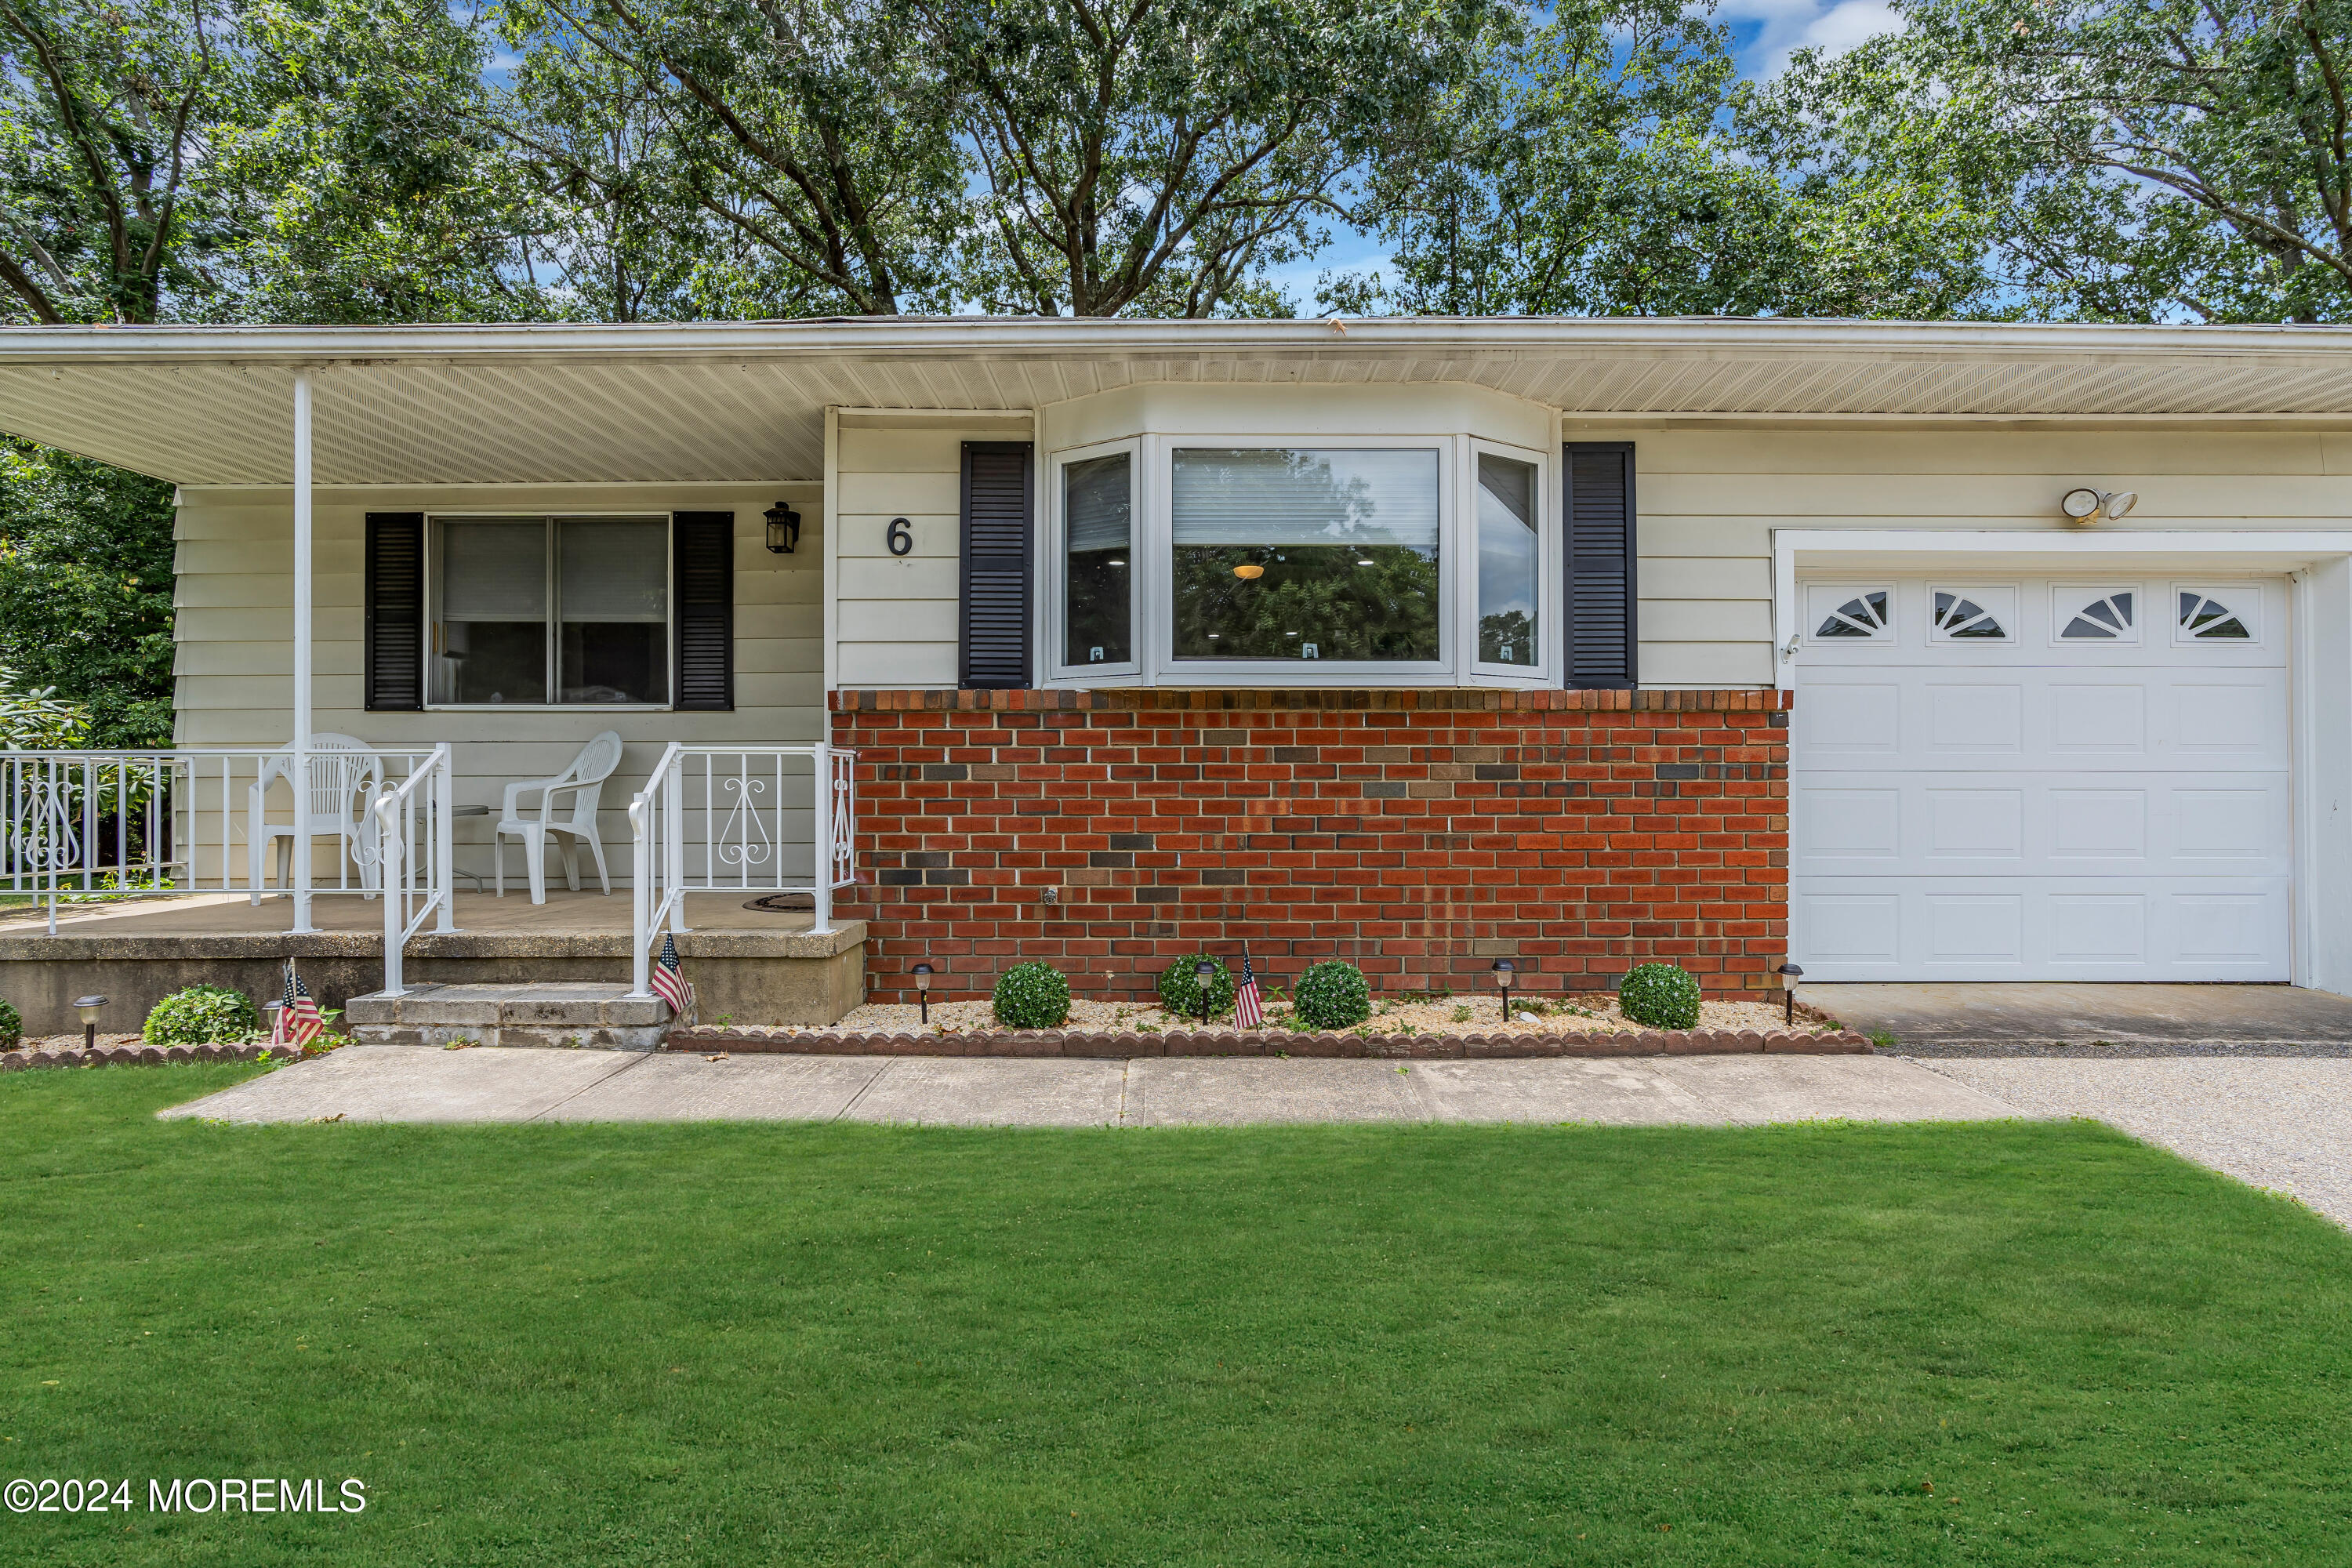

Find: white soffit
5;317;2352;485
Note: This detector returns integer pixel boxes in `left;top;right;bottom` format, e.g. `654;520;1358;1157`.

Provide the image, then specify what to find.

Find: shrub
1156;955;1234;1021
1618;963;1701;1030
0;996;19;1048
1290;960;1371;1030
992;962;1071;1029
142;984;260;1047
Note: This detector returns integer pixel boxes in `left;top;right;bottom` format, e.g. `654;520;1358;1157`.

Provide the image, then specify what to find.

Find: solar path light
1490;958;1515;1021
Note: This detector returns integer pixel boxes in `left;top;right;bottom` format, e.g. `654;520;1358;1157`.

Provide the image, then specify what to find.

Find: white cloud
1719;0;1904;76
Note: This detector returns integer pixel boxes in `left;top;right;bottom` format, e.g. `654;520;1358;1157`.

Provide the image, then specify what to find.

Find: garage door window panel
2057;587;2138;643
1929;587;2014;642
2176;587;2257;643
1813;588;1892;640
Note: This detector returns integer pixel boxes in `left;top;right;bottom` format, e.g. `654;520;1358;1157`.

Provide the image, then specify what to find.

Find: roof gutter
2;315;2350;368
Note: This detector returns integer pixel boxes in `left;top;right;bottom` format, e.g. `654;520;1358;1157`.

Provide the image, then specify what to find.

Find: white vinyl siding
171;481;820;887
831;417;1033;689
1562;423;2352;688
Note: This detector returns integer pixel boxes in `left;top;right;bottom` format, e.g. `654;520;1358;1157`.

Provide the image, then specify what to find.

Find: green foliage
1290;960;1371;1029
1618;962;1701;1030
0;662;85;750
1156;955;1234;1020
1334;0;2003;320
141;984;261;1047
0;996;19;1047
0;440;175;747
1770;0;2352;323
991;961;1071;1029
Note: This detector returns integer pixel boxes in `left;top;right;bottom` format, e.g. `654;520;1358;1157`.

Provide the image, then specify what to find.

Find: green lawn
5;1067;2351;1566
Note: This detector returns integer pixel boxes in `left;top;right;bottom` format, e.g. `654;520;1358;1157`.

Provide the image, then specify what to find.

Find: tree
0;439;176;748
493;0;969;316
0;0;226;323
209;0;539;324
1782;0;2352;322
1334;0;2005;319
917;0;1494;318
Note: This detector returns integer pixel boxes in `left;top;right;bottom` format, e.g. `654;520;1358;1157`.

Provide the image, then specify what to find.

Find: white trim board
1771;528;2352;996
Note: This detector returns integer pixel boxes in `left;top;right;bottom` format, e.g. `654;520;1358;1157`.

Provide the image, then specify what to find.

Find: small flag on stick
650;933;695;1020
274;960;322;1050
1233;948;1265;1029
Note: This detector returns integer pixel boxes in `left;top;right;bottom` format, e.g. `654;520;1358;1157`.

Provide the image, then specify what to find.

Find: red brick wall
829;688;1791;1004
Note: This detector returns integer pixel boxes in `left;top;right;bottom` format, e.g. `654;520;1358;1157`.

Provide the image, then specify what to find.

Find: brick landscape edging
665;1025;1871;1058
1;1041;278;1070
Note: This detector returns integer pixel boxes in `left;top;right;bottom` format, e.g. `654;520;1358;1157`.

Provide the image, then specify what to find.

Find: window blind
1171;448;1439;550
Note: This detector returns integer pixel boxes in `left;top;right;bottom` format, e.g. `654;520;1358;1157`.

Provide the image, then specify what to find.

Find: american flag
1233;948;1265;1029
650;934;694;1019
274;960;322;1050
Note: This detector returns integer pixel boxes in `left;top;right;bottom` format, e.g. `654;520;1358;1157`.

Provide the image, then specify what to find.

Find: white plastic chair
495;731;624;904
249;734;384;900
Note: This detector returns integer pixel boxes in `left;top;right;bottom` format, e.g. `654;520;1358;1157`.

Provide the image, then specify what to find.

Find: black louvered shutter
1563;443;1638;689
673;512;735;711
364;513;425;710
960;441;1034;688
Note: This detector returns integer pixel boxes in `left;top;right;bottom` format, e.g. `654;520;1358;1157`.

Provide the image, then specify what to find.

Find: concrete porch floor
1806;982;2352;1052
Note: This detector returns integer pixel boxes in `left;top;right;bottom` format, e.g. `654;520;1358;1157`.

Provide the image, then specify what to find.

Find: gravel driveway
1911;1054;2352;1228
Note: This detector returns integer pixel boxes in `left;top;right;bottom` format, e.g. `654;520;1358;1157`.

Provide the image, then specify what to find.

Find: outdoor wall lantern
1194;958;1217;1026
1490;958;1515;1021
1776;963;1804;1026
764;501;802;554
912;962;934;1026
74;994;107;1051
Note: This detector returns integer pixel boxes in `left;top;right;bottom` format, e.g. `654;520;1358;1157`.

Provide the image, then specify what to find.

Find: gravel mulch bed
743;992;1828;1040
673;993;1864;1058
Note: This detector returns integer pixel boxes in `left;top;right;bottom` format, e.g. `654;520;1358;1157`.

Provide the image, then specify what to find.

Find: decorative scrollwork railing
626;742;858;1001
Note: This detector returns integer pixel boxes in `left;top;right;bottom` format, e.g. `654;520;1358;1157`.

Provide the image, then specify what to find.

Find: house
3;316;2351;1036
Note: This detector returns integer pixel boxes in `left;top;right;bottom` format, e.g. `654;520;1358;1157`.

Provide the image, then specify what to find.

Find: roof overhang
7;316;2352;487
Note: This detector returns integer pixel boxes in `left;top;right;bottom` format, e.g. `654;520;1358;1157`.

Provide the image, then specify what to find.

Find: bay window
1046;435;1552;686
430;515;670;706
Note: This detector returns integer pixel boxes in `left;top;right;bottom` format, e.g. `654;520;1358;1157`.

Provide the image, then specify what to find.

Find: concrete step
344;982;670;1051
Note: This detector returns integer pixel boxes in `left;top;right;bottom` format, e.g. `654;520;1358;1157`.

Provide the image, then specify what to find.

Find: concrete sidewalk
158;1044;2020;1128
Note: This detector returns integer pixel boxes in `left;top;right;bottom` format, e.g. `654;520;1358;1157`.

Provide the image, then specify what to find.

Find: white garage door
1791;575;2290;981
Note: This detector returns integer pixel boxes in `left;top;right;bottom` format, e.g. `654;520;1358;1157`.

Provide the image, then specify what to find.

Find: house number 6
886;517;913;556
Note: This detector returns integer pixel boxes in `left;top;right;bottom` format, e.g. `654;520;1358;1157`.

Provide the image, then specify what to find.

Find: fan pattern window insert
2062;591;2135;641
1931;590;2008;640
2179;591;2251;640
1815;590;1890;639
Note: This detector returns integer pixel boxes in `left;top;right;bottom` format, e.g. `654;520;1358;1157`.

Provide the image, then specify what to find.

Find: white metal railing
627;742;857;1000
3;746;456;989
372;743;459;996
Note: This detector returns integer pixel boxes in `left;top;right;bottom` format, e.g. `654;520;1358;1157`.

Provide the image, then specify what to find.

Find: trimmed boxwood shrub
142;984;261;1047
1156;955;1234;1022
992;961;1071;1029
1618;962;1701;1030
1290;960;1371;1030
0;996;19;1048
